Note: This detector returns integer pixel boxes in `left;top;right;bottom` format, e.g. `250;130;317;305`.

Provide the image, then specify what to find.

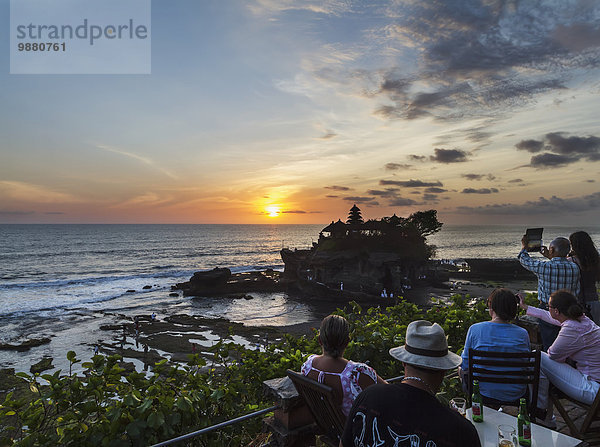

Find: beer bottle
471;380;483;422
518;398;532;446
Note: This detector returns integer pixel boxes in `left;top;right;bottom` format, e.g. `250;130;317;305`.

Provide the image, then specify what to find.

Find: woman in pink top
301;315;386;416
519;290;600;425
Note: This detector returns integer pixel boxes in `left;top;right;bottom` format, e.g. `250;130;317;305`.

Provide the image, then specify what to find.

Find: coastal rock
126;290;136;293
173;268;285;297
0;337;51;352
143;285;152;290
169;292;179;297
30;357;53;374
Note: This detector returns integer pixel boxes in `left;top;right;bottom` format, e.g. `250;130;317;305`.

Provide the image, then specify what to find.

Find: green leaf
147;411;165;429
67;350;76;362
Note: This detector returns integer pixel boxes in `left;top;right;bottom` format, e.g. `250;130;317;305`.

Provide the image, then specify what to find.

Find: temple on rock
281;205;443;298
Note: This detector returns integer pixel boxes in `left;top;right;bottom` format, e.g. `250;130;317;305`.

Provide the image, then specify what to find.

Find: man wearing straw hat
340;320;481;447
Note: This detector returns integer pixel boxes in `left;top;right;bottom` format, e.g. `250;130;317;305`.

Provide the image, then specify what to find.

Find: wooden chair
550;385;600;443
467;349;541;419
286;369;346;446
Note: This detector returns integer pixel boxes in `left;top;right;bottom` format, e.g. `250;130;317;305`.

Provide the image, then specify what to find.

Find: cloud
388;197;417;206
343;196;377;203
318;132;337;139
408;154;427;162
424;187;447;193
515;132;600;168
0;210;35;215
44;212;65;215
516;139;544;153
455;192;600;215
385;163;414;171
379;179;443;187
462;173;496;181
369;1;596;122
430;148;469;163
0;181;80;204
530;153;579;168
325;194;339;198
508;178;523;183
462;188;499;194
325;185;352;191
367;188;399;197
586;179;596;183
422;193;439;202
281;209;323;214
95;144;177;180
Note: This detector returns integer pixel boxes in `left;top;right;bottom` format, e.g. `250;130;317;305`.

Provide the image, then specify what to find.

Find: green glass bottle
471;380;483;422
518;398;532;446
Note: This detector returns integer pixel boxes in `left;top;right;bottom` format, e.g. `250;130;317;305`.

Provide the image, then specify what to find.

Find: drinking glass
449;397;466;417
497;424;518;447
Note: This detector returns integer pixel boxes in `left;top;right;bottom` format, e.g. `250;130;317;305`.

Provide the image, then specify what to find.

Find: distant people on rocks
568;231;600;323
518;235;580;350
301;315;385;417
341;321;481;447
94;344;99;355
151;312;156;321
459;288;530;402
518;290;600;428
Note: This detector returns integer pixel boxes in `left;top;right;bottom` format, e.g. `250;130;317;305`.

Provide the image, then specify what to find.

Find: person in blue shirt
459;288;531;402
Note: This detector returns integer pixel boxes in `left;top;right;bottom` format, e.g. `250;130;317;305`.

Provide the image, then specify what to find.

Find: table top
466;406;586;447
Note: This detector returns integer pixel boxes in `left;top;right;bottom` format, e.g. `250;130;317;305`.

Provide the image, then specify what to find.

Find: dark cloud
462;173;496;181
343;196;376;203
325;185;352;191
424;187;447;193
325;195;339;198
367;188;399;197
462;188;499;194
422;193;439;202
586;179;596;183
455;192;600;215
388;197;417;206
370;2;599;122
516;139;544;153
379;179;443;187
385;163;413;171
530;153;579;168
408;154;427;162
545;132;600;155
508;178;523;183
516;132;600;168
430;148;469;163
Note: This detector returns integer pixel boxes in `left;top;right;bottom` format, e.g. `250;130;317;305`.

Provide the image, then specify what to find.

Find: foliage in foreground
0;292;539;446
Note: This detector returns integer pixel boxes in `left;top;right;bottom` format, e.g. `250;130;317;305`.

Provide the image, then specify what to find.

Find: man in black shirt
340;320;481;447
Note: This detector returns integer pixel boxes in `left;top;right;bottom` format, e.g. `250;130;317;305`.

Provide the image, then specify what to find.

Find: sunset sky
2;0;600;225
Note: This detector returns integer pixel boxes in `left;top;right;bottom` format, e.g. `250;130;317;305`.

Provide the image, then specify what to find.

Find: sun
266;206;281;217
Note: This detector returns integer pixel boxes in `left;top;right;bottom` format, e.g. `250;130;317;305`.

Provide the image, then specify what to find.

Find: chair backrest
467;348;541;418
286;369;347;442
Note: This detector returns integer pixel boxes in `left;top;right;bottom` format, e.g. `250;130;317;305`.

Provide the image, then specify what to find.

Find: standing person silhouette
518;235;580;350
569;231;600;323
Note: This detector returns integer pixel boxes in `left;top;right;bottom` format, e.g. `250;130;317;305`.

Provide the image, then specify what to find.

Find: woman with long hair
519;290;600;427
301;314;386;416
569;231;600;322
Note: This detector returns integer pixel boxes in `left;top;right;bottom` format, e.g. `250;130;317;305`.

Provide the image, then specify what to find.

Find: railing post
263;376;317;446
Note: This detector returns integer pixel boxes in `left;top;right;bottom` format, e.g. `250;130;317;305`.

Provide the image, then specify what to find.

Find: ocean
1;223;599;373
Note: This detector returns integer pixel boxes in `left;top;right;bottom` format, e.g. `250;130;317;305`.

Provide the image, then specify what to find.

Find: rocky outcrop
0;337;51;352
173;268;286;297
